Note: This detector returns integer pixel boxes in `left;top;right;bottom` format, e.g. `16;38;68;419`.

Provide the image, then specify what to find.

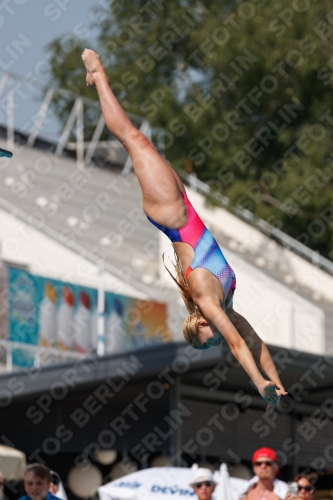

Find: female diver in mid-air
81;49;287;411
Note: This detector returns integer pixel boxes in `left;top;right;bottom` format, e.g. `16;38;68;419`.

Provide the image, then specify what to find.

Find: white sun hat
189;468;217;488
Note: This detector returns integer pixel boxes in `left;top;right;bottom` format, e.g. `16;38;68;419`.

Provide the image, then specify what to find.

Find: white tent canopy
0;445;26;480
98;465;247;500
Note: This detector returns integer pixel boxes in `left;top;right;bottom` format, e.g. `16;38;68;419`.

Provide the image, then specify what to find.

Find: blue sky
0;0;101;139
1;0;99;77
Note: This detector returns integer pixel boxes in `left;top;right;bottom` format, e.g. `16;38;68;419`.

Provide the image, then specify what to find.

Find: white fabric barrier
98;465;248;500
56;481;68;500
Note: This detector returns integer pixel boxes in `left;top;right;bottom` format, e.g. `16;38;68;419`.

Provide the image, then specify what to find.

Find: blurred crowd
190;447;317;500
0;448;317;500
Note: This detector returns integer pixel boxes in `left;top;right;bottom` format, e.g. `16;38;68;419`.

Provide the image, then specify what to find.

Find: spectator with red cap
239;448;288;500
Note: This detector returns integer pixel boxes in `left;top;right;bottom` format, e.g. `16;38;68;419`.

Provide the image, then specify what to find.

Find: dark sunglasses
254;460;273;467
298;486;314;493
195;481;213;488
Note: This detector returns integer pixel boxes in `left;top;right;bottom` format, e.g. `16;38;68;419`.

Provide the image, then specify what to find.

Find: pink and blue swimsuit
147;191;236;309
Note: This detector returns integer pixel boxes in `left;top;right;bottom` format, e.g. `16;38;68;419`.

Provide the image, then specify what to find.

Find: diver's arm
227;309;287;396
197;299;280;404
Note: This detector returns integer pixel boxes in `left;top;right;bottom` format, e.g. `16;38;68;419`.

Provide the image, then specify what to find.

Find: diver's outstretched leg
81;49;186;228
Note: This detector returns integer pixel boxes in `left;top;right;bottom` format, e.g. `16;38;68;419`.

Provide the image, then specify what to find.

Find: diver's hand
276;386;288;396
257;380;280;405
264;385;288;416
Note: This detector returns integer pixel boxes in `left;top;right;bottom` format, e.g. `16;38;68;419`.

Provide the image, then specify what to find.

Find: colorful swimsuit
147;192;236;309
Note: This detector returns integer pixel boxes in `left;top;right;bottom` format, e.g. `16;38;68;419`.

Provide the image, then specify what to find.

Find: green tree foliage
46;0;333;259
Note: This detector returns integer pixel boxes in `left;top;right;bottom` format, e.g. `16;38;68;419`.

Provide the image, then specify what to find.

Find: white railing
0;340;84;373
0;70;151;171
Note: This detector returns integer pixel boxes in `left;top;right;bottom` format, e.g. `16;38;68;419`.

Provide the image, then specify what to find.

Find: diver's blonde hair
163;251;201;347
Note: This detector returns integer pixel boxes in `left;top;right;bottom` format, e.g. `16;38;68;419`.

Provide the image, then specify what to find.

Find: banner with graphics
0;265;8;366
6;266;170;367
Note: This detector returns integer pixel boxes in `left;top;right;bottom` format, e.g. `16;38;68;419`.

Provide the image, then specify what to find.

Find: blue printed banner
7;267;170;367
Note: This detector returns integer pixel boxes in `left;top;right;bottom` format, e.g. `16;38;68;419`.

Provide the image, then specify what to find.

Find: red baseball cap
252;448;279;473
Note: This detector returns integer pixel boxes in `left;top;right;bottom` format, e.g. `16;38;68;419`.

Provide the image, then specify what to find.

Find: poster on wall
7;267;171;367
0;264;8;366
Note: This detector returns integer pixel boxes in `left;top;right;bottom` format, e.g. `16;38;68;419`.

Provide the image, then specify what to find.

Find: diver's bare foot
81;48;106;89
